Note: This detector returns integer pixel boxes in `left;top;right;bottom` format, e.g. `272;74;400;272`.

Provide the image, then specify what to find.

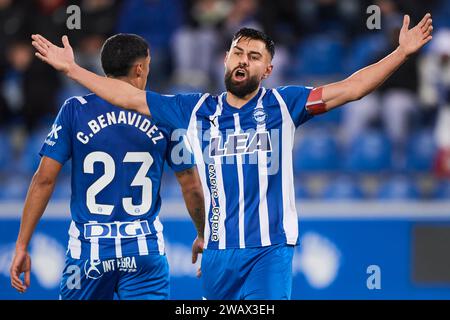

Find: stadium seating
376;176;420;200
292;35;345;77
344;130;392;173
433;180;450;199
433;0;450;28
295;179;311;199
0;3;445;203
116;0;183;50
321;175;365;200
0;175;28;200
343;34;388;74
20;128;49;175
0;131;12;172
405;129;436;172
294;129;340;173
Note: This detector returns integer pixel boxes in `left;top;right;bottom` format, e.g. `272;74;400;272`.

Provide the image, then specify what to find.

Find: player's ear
136;63;143;77
262;64;273;80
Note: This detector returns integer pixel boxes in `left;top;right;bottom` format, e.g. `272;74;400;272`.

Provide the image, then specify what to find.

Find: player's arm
307;14;433;114
175;167;205;266
31;34;149;116
10;156;62;293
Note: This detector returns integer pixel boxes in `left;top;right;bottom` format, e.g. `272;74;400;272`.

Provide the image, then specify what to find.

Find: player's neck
226;87;260;109
112;76;143;90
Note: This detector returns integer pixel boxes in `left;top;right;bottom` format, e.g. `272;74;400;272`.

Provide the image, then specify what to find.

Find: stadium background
0;0;450;299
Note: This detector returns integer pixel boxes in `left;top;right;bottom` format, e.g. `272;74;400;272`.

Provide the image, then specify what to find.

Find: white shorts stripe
153;216;165;255
137;234;149;255
115;236;122;258
90;237;99;261
68;221;81;259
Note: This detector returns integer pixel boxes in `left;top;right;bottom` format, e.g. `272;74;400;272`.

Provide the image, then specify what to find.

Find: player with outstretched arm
29;14;432;299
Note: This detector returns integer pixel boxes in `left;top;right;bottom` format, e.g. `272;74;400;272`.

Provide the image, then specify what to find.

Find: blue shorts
201;244;294;300
59;254;169;300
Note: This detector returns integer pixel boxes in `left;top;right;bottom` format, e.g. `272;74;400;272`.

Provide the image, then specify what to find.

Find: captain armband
305;87;327;115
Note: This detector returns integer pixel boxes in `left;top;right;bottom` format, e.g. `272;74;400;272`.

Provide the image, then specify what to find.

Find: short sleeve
39;98;74;165
276;86;313;127
165;131;195;172
146;91;203;130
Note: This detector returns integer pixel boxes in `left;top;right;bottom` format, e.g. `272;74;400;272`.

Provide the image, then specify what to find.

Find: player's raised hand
10;250;31;293
398;13;433;57
31;34;75;74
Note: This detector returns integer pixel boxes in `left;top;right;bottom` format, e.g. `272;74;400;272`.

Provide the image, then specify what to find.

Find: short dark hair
101;34;149;77
232;28;275;59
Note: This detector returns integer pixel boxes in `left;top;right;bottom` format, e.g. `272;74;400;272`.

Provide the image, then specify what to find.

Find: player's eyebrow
233;45;263;57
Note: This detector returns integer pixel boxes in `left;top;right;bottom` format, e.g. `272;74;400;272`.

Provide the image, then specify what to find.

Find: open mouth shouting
233;68;248;82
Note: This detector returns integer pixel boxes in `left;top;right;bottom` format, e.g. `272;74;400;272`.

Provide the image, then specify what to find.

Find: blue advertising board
1;201;450;300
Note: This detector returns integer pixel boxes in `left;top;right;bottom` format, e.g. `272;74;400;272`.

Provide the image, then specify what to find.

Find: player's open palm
31;34;74;74
10;250;31;293
399;13;433;57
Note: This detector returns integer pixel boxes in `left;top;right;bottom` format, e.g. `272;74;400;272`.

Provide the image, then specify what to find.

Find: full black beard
224;69;260;98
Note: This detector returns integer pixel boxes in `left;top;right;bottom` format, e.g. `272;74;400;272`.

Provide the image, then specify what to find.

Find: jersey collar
222;87;266;113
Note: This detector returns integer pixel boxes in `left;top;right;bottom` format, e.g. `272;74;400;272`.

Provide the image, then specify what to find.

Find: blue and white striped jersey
146;86;313;249
40;94;193;260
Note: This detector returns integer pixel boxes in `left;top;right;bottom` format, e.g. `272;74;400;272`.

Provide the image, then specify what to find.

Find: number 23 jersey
39;94;193;260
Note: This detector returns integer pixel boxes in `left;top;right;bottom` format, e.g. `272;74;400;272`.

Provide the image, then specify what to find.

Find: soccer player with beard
30;14;433;299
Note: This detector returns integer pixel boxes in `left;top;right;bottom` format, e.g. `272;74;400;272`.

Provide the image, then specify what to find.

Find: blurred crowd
0;0;450;201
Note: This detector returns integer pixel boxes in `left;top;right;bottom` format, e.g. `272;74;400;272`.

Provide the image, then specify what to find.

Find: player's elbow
32;170;57;188
182;182;204;201
342;79;364;102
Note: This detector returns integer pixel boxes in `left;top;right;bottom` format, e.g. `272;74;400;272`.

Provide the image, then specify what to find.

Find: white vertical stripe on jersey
90;237;99;260
68;221;81;259
186;94;211;247
255;88;271;246
137;232;149;255
233;113;246;248
273;89;298;244
115;236;122;258
211;94;227;249
153;216;165;255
